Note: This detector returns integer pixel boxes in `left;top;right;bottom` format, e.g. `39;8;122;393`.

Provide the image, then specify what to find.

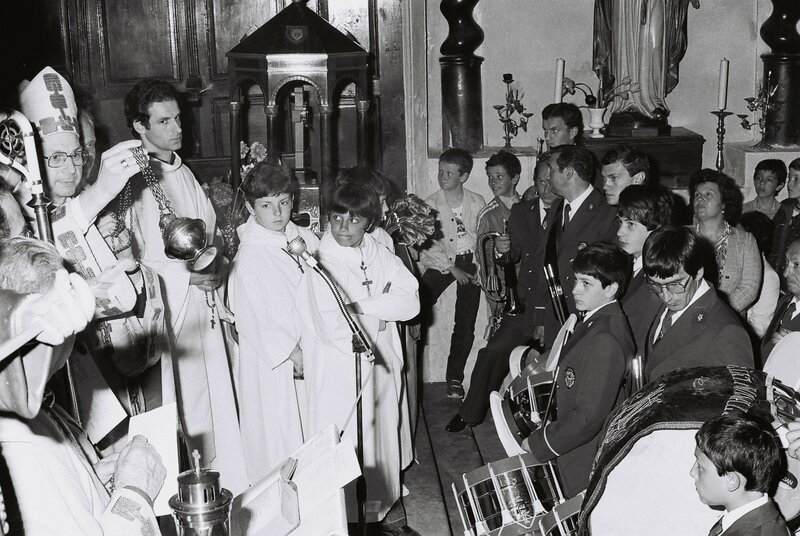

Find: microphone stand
287;237;372;536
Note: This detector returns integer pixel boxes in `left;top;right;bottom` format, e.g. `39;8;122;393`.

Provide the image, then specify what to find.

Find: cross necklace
359;247;373;295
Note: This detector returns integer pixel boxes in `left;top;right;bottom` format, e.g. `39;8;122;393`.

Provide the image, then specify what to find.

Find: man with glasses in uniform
641;225;753;382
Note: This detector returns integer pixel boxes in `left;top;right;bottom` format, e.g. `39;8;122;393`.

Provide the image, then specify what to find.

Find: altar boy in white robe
297;182;419;533
227;161;319;485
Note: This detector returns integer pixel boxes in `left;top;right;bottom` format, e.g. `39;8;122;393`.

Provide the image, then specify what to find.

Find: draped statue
593;0;701;120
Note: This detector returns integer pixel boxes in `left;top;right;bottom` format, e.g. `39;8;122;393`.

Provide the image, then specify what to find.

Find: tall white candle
554;58;565;104
717;58;729;110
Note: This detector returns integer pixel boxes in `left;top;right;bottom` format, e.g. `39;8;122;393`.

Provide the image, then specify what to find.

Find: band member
297;182;419;532
522;241;634;498
692;413;789;536
541;145;618;347
447;158;552;432
617;184;674;353
541;102;583;150
642;226;753;381
475;150;521;339
227;162;319;485
600;144;650;206
761;239;800;361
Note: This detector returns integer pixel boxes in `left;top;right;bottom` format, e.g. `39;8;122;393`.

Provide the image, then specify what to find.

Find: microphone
287;236;318;268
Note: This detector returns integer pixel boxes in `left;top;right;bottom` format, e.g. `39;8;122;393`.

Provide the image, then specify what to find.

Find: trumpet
543;262;569;326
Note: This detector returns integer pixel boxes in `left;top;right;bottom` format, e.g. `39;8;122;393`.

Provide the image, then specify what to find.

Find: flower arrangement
493;73;534;152
738;72;781;150
383;194;436;247
561;76;638;109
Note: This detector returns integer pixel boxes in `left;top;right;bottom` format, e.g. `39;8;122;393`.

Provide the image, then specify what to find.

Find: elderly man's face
0;193;30;238
784;243;800;298
42;132;83;204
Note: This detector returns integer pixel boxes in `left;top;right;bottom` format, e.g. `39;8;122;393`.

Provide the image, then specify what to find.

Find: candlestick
711;110;733;172
554;58;565;104
717;59;729;110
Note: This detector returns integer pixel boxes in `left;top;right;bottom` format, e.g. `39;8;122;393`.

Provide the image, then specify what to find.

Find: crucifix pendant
360;261;373;295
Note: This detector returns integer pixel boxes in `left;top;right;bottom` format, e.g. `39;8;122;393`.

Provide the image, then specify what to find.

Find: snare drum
499;370;555;446
538;491;584;536
452;454;566;536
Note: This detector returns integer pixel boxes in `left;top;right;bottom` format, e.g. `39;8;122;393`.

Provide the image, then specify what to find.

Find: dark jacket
769;199;800;290
620;269;662;356
644;286;754;382
542;189;618;347
527;301;634;497
721;500;790;536
761;294;800;362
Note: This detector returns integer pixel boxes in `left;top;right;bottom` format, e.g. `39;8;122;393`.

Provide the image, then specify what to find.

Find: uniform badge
564;367;576;388
577;242;587;251
542;220;548;230
697;313;704;322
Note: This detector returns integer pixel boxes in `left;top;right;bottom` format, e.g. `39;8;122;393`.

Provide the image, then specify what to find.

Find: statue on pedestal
593;0;700;134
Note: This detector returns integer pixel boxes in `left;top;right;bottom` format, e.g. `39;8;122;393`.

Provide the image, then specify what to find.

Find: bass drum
582;366;800;536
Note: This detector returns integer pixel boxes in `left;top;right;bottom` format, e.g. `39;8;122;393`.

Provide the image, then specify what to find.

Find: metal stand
353;335;367;536
711;110;733;172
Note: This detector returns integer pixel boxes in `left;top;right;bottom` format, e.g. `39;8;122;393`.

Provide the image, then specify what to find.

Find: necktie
708;517;723;536
781;301;798;327
657;310;675;343
562;203;571;232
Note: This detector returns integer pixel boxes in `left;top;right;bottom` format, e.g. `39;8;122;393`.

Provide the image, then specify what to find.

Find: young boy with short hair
475;150;521;339
769;158;800;289
522;241;634;498
419;148;485;398
744;159;786;220
691;413;789;536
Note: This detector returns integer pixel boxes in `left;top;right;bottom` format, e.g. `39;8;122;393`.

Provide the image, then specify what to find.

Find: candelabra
710;110;733;172
493;73;533;153
738;71;782;150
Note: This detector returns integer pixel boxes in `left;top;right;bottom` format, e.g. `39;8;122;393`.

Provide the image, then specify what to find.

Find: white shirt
652;279;710;344
539;201;549;227
563;184;593;224
633;255;643;277
720;494;768;532
583;300;616;322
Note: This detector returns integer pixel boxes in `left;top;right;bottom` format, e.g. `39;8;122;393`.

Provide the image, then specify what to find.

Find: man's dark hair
601;145;651;183
485;150;522;178
439;148;473;175
124;79;180;136
790;158;800;174
618;185;674;231
642;225;706;279
689;169;744;225
541;102;584;143
696;412;784;495
550;145;596;184
327;181;382;232
572;241;631;299
335;167;399;207
241;161;299;205
754;159;788;186
738;211;774;255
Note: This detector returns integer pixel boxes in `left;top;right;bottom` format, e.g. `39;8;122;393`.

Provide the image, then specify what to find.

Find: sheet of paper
70;350;127;444
128;402;179;516
231;475;299;536
292;438;361;508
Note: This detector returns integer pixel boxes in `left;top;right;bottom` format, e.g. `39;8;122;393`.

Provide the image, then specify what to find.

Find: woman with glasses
690;169;762;314
641;226;753;382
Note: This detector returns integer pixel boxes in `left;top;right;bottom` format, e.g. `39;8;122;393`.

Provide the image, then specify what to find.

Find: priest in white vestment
123;79;247;494
297;183;419;525
227;162;320;485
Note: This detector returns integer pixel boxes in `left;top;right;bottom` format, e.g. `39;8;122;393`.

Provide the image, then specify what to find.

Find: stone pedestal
723;141;799;201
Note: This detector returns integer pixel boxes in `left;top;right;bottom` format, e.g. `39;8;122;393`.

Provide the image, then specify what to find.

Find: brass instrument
630;354;645;393
477;222;524;337
543;263;569;326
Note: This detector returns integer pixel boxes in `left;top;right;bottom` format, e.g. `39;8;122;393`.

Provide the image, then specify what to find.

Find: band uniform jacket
721;500;790;536
644;286;754;382
620;269;663;355
526;301;633;498
499;198;548;331
761;294;800;361
542;189;618;347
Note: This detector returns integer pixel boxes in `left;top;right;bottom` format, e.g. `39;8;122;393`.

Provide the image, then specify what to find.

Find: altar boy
522;241;634;497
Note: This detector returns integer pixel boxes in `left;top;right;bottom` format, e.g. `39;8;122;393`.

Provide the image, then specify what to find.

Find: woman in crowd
690;169;761;313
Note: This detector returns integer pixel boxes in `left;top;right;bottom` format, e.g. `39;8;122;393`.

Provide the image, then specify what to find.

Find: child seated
227;161;320;485
522;241;634;498
770;158;800;290
691;413;789;536
743;159;786;220
297;181;420;531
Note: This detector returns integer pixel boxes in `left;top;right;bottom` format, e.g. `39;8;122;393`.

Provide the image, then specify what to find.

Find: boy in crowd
743;159;786;220
522;241;634;498
600;144;650;206
770;158;800;290
475;150;521;339
691;413;789;536
419;148;485;399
